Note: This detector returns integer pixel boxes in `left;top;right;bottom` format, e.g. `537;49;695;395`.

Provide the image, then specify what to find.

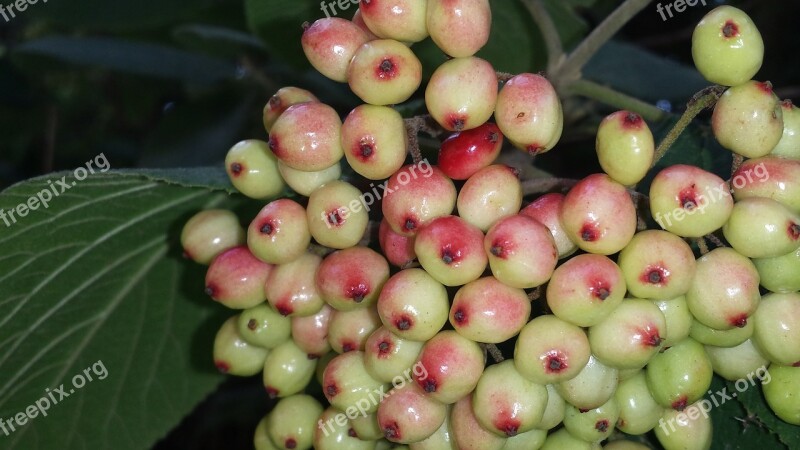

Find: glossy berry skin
205;246;272;310
307;180;369;249
277;161;341;197
450;395;507;450
181;209;245;265
225;140;285;200
555;354;619;411
457;164;522;231
596;111;655;186
359;0;428;43
425;56;498;132
563;397;619;443
316;246;390;311
262;339;317;398
266;394;323;450
248;199;310;265
290;304;333;358
495;73;563;155
328;306;382;353
752;246;800;293
323;351;386;414
520;193;577;258
589;299;666;370
351;9;379;39
614;371;664;435
377;268;449;341
349;412;383;441
763;365;800;425
449;277;530;343
723;197;800;258
472;360;549;437
302;18;371;82
213;315;269;376
438;123;503;180
426;0;491;57
561;173;637;255
603;441;650;450
382;164;457;236
649;164;733;237
378;219;416;268
378;382;447;444
413;330;485;404
617;230;696;300
348;39;422;106
546;254;625;328
485;214;558;289
692;5;764;87
514;315;591;385
269;102;344;172
712;80;784;158
535;384;566;431
651;296;693;349
655;402;713;450
689;318;753;348
772;100;800;159
263;86;318;134
414;215;488;287
364;326;424;383
540;428;598;450
686;247;760;330
705;339;769;381
752;292;800;366
341;104;407;180
731;156;800;213
314;407;375;450
646;338;713;411
408;407;457;450
238;303;292;349
501;429;547;450
254;415;280;450
266;252;324;317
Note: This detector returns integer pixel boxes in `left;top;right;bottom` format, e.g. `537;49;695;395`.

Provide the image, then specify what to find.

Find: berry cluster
180;3;800;449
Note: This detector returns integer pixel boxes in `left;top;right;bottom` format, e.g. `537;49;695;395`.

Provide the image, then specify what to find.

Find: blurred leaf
544;0;590;49
26;0;214;30
173;24;266;57
732;376;800;449
12;37;237;84
0;169;249;449
244;0;316;69
477;0;545;73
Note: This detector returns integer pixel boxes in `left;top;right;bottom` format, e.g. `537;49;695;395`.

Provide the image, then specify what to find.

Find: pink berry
484;214;558;289
316;246;390;311
520;193;578;258
262;86;318;133
327;306;382;353
414;330;485;404
302;18;371;82
425;56;498;132
382;164;456;236
205;246;273;309
269;102;344;171
377;382;447;444
414;215;488;287
456;164;522;231
426;0;491;57
378;218;417;267
546;254;626;327
291;304;333;358
359;0;429;43
494;73;563;155
265;252;324;317
449;276;530;343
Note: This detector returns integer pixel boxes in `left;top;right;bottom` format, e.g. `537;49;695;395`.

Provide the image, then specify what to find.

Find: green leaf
0;169;246;449
731;376;800;449
25;0;214;30
12;37;237;84
172;24;267;57
244;0;317;69
477;0;545;73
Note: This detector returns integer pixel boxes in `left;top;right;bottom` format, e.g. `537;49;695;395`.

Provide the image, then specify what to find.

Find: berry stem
731;153;744;176
522;0;563;73
705;233;726;249
481;343;505;363
403;117;444;164
528;286;542;301
695;237;710;255
568;79;667;122
652;85;728;167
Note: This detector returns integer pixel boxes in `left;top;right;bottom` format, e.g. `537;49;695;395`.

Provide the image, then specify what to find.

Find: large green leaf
25;0;214;30
0;169;244;449
244;0;316;69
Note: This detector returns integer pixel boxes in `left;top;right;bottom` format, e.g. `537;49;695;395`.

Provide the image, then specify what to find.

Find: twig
496;71;516;83
403;119;424;164
731;154;744;176
481;343;505;363
522;0;563;73
528;286;542;302
695;238;710;255
521;178;579;195
568;79;667;123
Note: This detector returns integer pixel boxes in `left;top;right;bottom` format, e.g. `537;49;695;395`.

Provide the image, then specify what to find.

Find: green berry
225;140;285;200
731;156;800;213
341;104;407;180
555;355;619;411
267;394;324;450
323;351;387;414
450;395;507;450
414;215;487;287
237;303;291;349
654;401;713;450
540;428;599;450
752;246;800;293
763;364;800;425
495;73;563;155
248;199;311;265
646;338;713;411
514;315;592;385
425;56;498;132
262;339;317;398
484;214;558;289
712;80;783;158
617;230;696;300
563;397;619;443
314;407;376;450
588;299;666;370
595;111;655;186
705;339;769;381
277;161;341;197
722;197;800;258
348;39;422;106
213;315;269;376
651;296;693;348
752;292;800;365
377;268;449;342
689;318;753;348
535;384;566;431
254;415;281;450
377;382;447;444
307;180;369;249
426;0;491;57
351;412;384;441
327;306;382;354
413;330;484;404
364;326;424;384
772;100;800;159
359;0;428;43
457;164;522;232
266;252;324;317
614;370;664;435
500;428;546;450
181;209;245;265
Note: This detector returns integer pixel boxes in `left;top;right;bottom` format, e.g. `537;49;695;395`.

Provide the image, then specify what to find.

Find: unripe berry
377;268;449;341
651;296;693;349
731;156;800;213
450;277;530;344
263;87;318;134
520;193;578;258
328;306;382;353
254;415;280;450
752;246;800;293
425;56;498;132
413;330;484;404
226;140;285;200
546;254;626;328
495;73;563;155
364;326;424;383
317;246;390;311
563;398;619;443
426;0;490;57
450;395;507;450
485;214;558;289
689;318;753;348
705;339;769;381
238;303;291;349
378;382;447;444
378;219;417;267
323;351;387;414
382;164;456;236
723;197;800;258
277;161;341;197
540;428;599;450
266;394;324;450
291;304;333;358
307;180;369;249
501;429;547;450
438;122;503;180
408;406;456;450
266;252;324;317
595;111;655;186
414;215;487;287
314;407;376;450
341;104;408;180
205;246;272;309
350;412;383;441
561;173;637;255
535;384;566;430
248;199;310;265
691;5;764;87
262;339;317;398
213;315;269;376
359;0;428;43
302;18;371;82
649;164;733;237
617;230;696;299
181;209;245;265
614;370;664;435
457;164;522;231
712;80;784;158
348;39;422;106
603;441;651;450
269;102;344;171
685;247;760;330
763;364;800;425
772;100;800;159
654;401;713;450
752;292;800;366
472;360;549;437
555;355;619;411
352;9;379;40
646;338;713;411
514;315;591;385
